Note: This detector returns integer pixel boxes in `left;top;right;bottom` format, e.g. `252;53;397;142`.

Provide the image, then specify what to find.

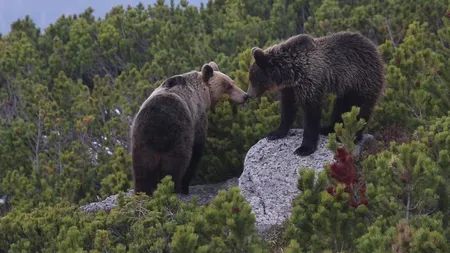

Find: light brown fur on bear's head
201;61;248;109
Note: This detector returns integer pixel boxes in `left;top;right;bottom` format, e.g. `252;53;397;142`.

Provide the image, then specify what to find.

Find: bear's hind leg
181;142;205;195
321;91;374;143
295;103;322;156
162;153;192;194
320;94;355;136
355;98;378;142
134;169;161;196
267;87;297;140
132;145;162;196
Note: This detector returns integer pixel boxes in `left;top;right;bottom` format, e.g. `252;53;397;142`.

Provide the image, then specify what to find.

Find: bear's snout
228;87;248;104
246;85;262;99
234;92;249;104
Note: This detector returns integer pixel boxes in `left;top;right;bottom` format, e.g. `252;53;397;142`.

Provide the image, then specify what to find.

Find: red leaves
359;185;366;195
326;186;335;195
232;207;240;214
330;147;356;186
395;57;401;63
360;197;368;206
325;146;369;208
349;197;358;208
376;124;413;148
445;12;450;18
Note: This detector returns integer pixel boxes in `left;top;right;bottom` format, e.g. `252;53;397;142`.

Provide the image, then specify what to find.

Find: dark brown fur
130;62;248;196
247;31;385;156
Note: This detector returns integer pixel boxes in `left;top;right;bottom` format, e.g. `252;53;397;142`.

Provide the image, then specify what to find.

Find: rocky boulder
239;129;335;240
80;177;239;213
80;128;372;242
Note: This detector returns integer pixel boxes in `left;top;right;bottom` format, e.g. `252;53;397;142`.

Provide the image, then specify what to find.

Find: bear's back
315;32;380;62
138;71;207;127
291;31;383;97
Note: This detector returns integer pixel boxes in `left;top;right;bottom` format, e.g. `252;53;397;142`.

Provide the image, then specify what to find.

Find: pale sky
0;0;203;35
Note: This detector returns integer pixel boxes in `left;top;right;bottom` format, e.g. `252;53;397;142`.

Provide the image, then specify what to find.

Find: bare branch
385;16;396;50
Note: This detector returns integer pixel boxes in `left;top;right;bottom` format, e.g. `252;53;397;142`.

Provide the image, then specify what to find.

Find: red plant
325;146;368;208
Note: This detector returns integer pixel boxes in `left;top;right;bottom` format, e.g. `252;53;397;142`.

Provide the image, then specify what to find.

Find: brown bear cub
130;62;248;196
247;31;385;156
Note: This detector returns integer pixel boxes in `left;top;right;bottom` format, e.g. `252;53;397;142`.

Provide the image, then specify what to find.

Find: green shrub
0;176;266;252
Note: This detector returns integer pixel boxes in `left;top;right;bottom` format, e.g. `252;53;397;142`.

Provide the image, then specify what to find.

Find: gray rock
79;177;239;213
239;129;334;240
177;177;239;205
79;189;134;213
79;127;373;241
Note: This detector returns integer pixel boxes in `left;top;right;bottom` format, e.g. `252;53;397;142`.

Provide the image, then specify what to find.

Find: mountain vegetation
0;0;449;252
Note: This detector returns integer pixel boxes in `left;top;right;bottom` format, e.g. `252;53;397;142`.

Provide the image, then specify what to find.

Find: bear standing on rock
130;62;248;196
247;31;385;156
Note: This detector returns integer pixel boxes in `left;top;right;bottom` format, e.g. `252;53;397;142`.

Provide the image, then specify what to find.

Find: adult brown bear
130;62;248;196
247;31;385;156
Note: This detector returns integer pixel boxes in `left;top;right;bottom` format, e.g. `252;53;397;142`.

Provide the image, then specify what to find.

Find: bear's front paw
266;129;288;140
294;145;316;156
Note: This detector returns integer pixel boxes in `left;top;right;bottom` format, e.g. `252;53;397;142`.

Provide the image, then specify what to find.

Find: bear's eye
227;84;232;90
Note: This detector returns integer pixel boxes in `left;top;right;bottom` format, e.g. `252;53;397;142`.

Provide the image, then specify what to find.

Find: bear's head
246;47;278;98
201;61;248;109
248;36;316;98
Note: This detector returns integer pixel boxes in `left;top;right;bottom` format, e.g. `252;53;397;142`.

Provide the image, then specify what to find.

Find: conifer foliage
284;108;450;252
0;0;449;251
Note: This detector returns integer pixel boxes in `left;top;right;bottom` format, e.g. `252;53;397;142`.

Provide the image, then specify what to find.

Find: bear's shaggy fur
130;62;248;196
247;31;385;156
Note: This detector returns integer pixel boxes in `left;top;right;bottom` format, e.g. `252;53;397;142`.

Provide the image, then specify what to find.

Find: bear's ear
201;63;214;83
208;61;219;71
252;47;268;68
